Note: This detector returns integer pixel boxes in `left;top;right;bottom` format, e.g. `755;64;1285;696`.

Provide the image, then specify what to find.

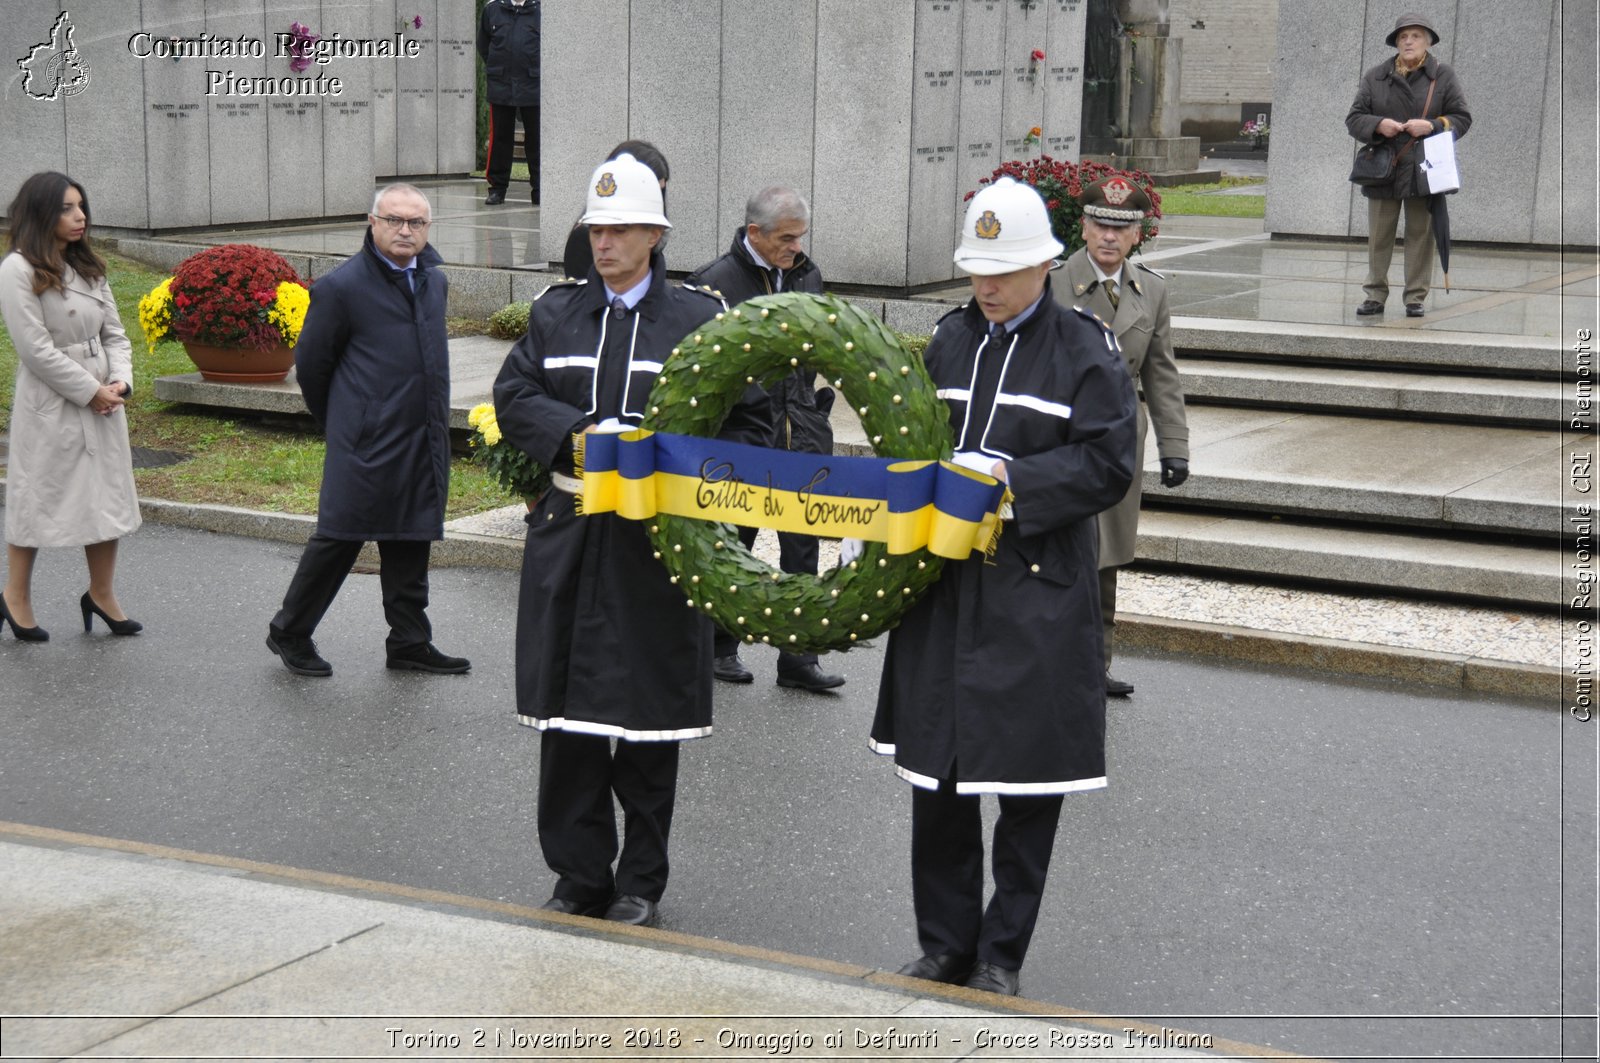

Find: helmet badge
1102;177;1134;206
596;172;618;197
974;210;1002;240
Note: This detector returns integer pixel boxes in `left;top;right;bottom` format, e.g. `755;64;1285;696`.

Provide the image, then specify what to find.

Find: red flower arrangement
165;244;307;350
966;155;1162;255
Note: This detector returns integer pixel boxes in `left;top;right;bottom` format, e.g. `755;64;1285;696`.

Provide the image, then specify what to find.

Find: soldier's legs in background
485;103;517;191
1099;565;1118;671
776;530;823;674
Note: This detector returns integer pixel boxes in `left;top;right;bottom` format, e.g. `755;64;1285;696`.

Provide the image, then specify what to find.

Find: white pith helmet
953;176;1065;275
580;153;672;228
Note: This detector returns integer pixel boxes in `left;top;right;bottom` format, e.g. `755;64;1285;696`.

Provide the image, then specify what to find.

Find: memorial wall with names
0;0;475;231
543;0;1089;290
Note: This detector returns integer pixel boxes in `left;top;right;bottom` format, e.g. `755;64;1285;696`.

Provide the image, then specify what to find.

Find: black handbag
1349;142;1397;185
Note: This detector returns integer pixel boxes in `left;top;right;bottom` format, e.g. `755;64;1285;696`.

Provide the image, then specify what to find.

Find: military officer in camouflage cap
1063;176;1190;698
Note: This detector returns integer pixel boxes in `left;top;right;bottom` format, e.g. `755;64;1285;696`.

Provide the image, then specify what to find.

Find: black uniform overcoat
296;232;451;541
687;232;833;454
477;0;541;107
493;255;725;739
870;286;1137;793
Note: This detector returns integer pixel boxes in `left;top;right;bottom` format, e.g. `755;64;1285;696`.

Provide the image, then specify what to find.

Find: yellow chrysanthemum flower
137;278;174;350
468;402;495;430
267;281;311;347
482;422;502;446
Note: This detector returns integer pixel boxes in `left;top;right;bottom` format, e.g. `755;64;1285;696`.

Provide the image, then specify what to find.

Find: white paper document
1422;130;1460;193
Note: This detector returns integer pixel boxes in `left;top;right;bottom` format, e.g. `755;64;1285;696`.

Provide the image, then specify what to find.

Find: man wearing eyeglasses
266;183;469;678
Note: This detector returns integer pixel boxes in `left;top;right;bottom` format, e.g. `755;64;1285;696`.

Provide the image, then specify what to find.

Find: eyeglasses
373;214;431;231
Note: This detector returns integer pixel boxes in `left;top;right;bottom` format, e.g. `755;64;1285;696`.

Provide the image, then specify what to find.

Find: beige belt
549;471;582;494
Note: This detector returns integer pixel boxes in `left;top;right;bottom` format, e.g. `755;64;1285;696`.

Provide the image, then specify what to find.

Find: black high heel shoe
81;592;142;636
0;591;49;642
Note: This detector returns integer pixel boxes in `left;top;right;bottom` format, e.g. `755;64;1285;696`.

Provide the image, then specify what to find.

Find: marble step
1145;406;1580;538
1135;508;1563;609
1170;317;1560;378
1176;358;1567;427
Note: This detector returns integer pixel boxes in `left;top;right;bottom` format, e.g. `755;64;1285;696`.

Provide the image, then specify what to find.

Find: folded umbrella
1429;192;1452;292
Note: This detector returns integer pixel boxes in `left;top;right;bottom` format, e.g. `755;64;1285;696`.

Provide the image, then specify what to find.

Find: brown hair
7;171;106;294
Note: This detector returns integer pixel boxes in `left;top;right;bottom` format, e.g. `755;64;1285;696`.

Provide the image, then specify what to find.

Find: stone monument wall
0;0;474;232
1267;0;1596;247
542;0;1089;290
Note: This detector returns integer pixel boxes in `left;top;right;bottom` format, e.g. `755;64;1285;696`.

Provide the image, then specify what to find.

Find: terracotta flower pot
182;341;296;384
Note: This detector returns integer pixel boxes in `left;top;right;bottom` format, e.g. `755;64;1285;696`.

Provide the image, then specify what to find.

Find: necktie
402;267;416;293
1106;280;1119;309
611;295;627;320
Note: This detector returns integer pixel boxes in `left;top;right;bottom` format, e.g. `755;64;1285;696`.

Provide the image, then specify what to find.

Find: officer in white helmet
493;153;730;928
870;176;1138;996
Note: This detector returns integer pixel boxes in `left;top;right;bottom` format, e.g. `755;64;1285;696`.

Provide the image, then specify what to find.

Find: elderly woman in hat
1346;12;1471;319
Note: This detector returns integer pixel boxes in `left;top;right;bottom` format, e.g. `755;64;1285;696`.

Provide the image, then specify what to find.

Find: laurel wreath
640;292;953;653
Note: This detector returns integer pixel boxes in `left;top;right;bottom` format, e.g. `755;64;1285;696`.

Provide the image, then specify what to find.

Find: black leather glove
1160;457;1189;488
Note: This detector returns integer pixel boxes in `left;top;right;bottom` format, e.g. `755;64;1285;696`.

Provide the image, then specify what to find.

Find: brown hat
1385;13;1440;47
1077;176;1152;227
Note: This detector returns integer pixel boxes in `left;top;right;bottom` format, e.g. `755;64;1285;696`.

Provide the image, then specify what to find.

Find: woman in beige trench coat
0;172;142;642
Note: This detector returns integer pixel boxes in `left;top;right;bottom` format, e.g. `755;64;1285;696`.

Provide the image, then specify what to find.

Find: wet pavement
1;511;1593;1061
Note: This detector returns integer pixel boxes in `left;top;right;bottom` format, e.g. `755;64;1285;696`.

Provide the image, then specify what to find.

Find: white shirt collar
604;272;652;310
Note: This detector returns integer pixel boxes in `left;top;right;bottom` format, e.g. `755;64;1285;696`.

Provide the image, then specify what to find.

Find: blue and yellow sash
577;429;1007;560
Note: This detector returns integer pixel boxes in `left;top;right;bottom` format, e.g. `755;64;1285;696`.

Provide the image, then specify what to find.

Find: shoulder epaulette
1069;304;1120;351
680;281;726;306
534;277;586;301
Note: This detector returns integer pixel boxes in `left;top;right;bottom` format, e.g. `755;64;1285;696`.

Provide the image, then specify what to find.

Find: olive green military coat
1062;248;1188;569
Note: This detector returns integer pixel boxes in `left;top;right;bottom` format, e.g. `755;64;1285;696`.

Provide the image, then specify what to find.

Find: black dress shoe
713;653;754;684
267;632;331;676
964;961;1021;996
603;894;658;926
540;895;608;917
776;662;846;691
484;188;506;205
895;953;974;984
1106;673;1134;697
1406;302;1425;317
386;644;471;674
1355;299;1385;315
0;591;49;642
81;592;142;636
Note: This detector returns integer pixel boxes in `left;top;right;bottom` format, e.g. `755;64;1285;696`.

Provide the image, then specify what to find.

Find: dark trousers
486;104;539;196
270;534;431;653
712;525;821;674
1099;565;1119;671
910;780;1064;971
538;730;680;906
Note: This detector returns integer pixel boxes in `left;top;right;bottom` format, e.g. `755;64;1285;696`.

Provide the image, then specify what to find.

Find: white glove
839;538;865;566
951;450;999;477
591;417;630;434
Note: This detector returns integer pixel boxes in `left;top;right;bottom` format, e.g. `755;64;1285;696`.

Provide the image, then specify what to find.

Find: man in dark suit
687;186;844;692
266;184;468;678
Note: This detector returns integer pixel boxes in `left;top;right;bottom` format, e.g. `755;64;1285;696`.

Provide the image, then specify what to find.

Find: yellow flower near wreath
467;401;495;432
466;401;548;500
